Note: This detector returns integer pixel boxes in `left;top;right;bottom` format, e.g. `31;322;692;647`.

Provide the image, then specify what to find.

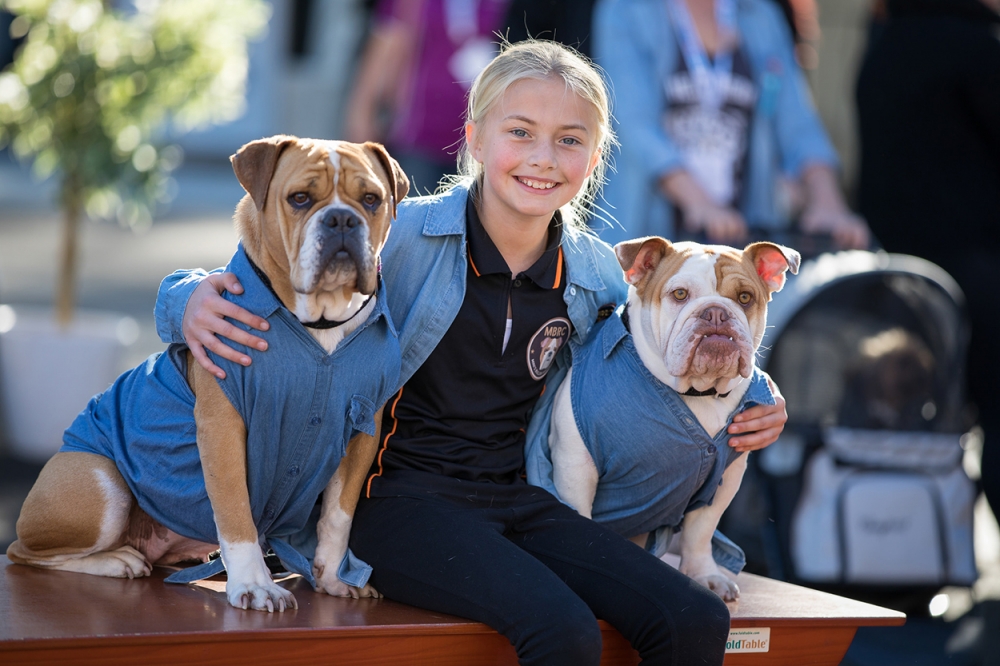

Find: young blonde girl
159;41;786;665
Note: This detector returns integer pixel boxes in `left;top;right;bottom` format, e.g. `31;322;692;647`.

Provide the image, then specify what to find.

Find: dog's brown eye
363;193;379;207
672;289;688;301
738;292;753;305
288;192;311;208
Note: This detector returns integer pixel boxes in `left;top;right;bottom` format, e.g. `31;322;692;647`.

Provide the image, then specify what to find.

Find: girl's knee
514;601;603;666
672;591;730;662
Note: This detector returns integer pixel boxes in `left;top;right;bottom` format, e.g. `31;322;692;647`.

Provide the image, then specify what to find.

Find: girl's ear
586;146;602;179
465;122;482;162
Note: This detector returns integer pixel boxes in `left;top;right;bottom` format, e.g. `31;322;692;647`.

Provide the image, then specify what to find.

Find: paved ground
1;153;998;664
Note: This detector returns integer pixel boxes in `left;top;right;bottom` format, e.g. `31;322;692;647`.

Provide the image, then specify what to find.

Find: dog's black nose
320;209;361;231
700;306;729;326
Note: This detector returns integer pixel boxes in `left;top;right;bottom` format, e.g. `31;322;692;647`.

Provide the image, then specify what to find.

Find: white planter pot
0;305;138;463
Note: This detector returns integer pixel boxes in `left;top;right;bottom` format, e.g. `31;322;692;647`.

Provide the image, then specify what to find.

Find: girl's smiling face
466;76;602;230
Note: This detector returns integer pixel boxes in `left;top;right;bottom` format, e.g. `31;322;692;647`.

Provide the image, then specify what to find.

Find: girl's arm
156;269;269;379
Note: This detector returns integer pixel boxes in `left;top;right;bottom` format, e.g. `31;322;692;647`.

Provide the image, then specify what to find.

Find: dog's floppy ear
231;135;297;211
744;242;801;293
365;141;410;219
615;236;673;285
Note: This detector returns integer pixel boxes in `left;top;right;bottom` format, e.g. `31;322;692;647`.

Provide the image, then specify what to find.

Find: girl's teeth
519;178;555;190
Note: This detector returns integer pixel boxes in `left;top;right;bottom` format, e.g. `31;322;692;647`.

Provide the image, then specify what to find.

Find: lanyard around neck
666;0;737;110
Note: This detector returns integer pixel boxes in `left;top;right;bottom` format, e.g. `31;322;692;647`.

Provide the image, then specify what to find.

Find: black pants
350;481;730;665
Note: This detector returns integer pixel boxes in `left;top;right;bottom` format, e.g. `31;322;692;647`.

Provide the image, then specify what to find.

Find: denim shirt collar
227;244;282;318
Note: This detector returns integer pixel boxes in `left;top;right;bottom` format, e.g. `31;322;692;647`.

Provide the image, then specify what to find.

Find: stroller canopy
759;250;968;433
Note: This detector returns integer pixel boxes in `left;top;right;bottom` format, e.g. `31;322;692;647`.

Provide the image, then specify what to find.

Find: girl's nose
528;142;556;169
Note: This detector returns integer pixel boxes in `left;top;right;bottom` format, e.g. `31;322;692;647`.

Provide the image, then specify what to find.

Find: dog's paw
313;562;381;599
226;578;298;612
680;556;740;602
694;573;740;602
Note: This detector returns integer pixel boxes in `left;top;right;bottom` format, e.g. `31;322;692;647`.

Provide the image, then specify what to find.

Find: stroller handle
743;227;879;260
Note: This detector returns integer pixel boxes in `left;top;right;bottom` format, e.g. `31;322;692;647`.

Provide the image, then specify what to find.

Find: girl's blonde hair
455;39;616;233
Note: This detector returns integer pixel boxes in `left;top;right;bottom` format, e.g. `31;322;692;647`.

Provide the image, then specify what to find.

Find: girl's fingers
199;331;253;368
187;340;227;380
730;426;783;452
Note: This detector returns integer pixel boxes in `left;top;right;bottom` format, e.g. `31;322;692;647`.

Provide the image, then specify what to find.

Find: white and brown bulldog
549;237;799;601
7;136;409;612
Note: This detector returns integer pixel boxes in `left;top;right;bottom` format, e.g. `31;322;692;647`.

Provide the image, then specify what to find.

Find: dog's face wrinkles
257;139;397;323
620;238;797;394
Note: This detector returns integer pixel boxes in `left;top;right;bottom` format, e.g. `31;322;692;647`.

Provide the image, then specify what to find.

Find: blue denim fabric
155;181;631;485
528;308;774;573
64;244;400;588
594;0;839;243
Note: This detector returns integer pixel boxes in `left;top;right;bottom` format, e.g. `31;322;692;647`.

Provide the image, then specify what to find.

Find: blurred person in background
593;0;870;249
856;0;1000;518
503;0;599;57
344;0;511;194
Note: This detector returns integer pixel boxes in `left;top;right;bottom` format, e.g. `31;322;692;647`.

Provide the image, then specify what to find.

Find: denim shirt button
707;444;717;455
265;508;275;519
288;465;299;476
310;416;321;426
569;286;577;296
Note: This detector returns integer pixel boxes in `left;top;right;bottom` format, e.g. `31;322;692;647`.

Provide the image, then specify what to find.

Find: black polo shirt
366;190;572;498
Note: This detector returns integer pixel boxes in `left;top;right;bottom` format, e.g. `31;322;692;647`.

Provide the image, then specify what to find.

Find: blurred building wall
174;0;368;158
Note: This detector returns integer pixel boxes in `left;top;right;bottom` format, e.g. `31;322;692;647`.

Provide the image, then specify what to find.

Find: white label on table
726;627;771;653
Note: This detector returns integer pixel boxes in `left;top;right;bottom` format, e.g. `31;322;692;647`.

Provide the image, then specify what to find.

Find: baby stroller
727;249;978;614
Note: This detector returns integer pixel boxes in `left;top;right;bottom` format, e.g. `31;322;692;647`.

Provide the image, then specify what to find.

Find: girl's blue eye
511;128;528;137
561;137;581;146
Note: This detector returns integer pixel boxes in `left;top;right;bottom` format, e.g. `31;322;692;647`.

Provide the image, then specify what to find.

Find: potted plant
0;0;268;460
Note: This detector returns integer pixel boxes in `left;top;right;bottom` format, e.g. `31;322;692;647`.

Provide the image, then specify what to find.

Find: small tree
0;0;268;326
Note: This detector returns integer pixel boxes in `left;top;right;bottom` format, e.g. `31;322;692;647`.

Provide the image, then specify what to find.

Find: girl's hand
728;375;787;452
182;273;270;379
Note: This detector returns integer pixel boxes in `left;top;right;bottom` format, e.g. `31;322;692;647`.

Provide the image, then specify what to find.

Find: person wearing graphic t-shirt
595;0;870;249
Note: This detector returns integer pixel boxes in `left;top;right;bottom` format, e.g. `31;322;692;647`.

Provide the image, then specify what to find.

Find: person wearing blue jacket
157;41;787;666
594;0;869;248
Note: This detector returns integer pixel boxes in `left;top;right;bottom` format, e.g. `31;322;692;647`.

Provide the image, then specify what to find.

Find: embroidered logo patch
527;317;571;380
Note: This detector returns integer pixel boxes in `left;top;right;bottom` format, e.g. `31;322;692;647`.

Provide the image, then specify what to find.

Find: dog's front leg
678;452;748;601
189;360;297;612
313;406;383;599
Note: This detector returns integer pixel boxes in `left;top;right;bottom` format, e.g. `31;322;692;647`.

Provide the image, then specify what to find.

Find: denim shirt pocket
344;393;375;453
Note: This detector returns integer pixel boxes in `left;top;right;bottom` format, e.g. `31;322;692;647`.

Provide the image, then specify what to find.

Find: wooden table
0;556;904;665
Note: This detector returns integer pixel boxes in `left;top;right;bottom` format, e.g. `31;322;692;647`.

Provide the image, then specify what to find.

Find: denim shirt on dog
61;244;400;588
563;307;774;572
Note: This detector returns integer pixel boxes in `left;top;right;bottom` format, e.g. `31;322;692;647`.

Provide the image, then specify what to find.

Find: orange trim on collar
553;247;564;289
469;253;481;277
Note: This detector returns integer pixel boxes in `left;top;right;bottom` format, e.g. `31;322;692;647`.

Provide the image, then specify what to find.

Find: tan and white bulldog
549;237;799;601
7;136;409;612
